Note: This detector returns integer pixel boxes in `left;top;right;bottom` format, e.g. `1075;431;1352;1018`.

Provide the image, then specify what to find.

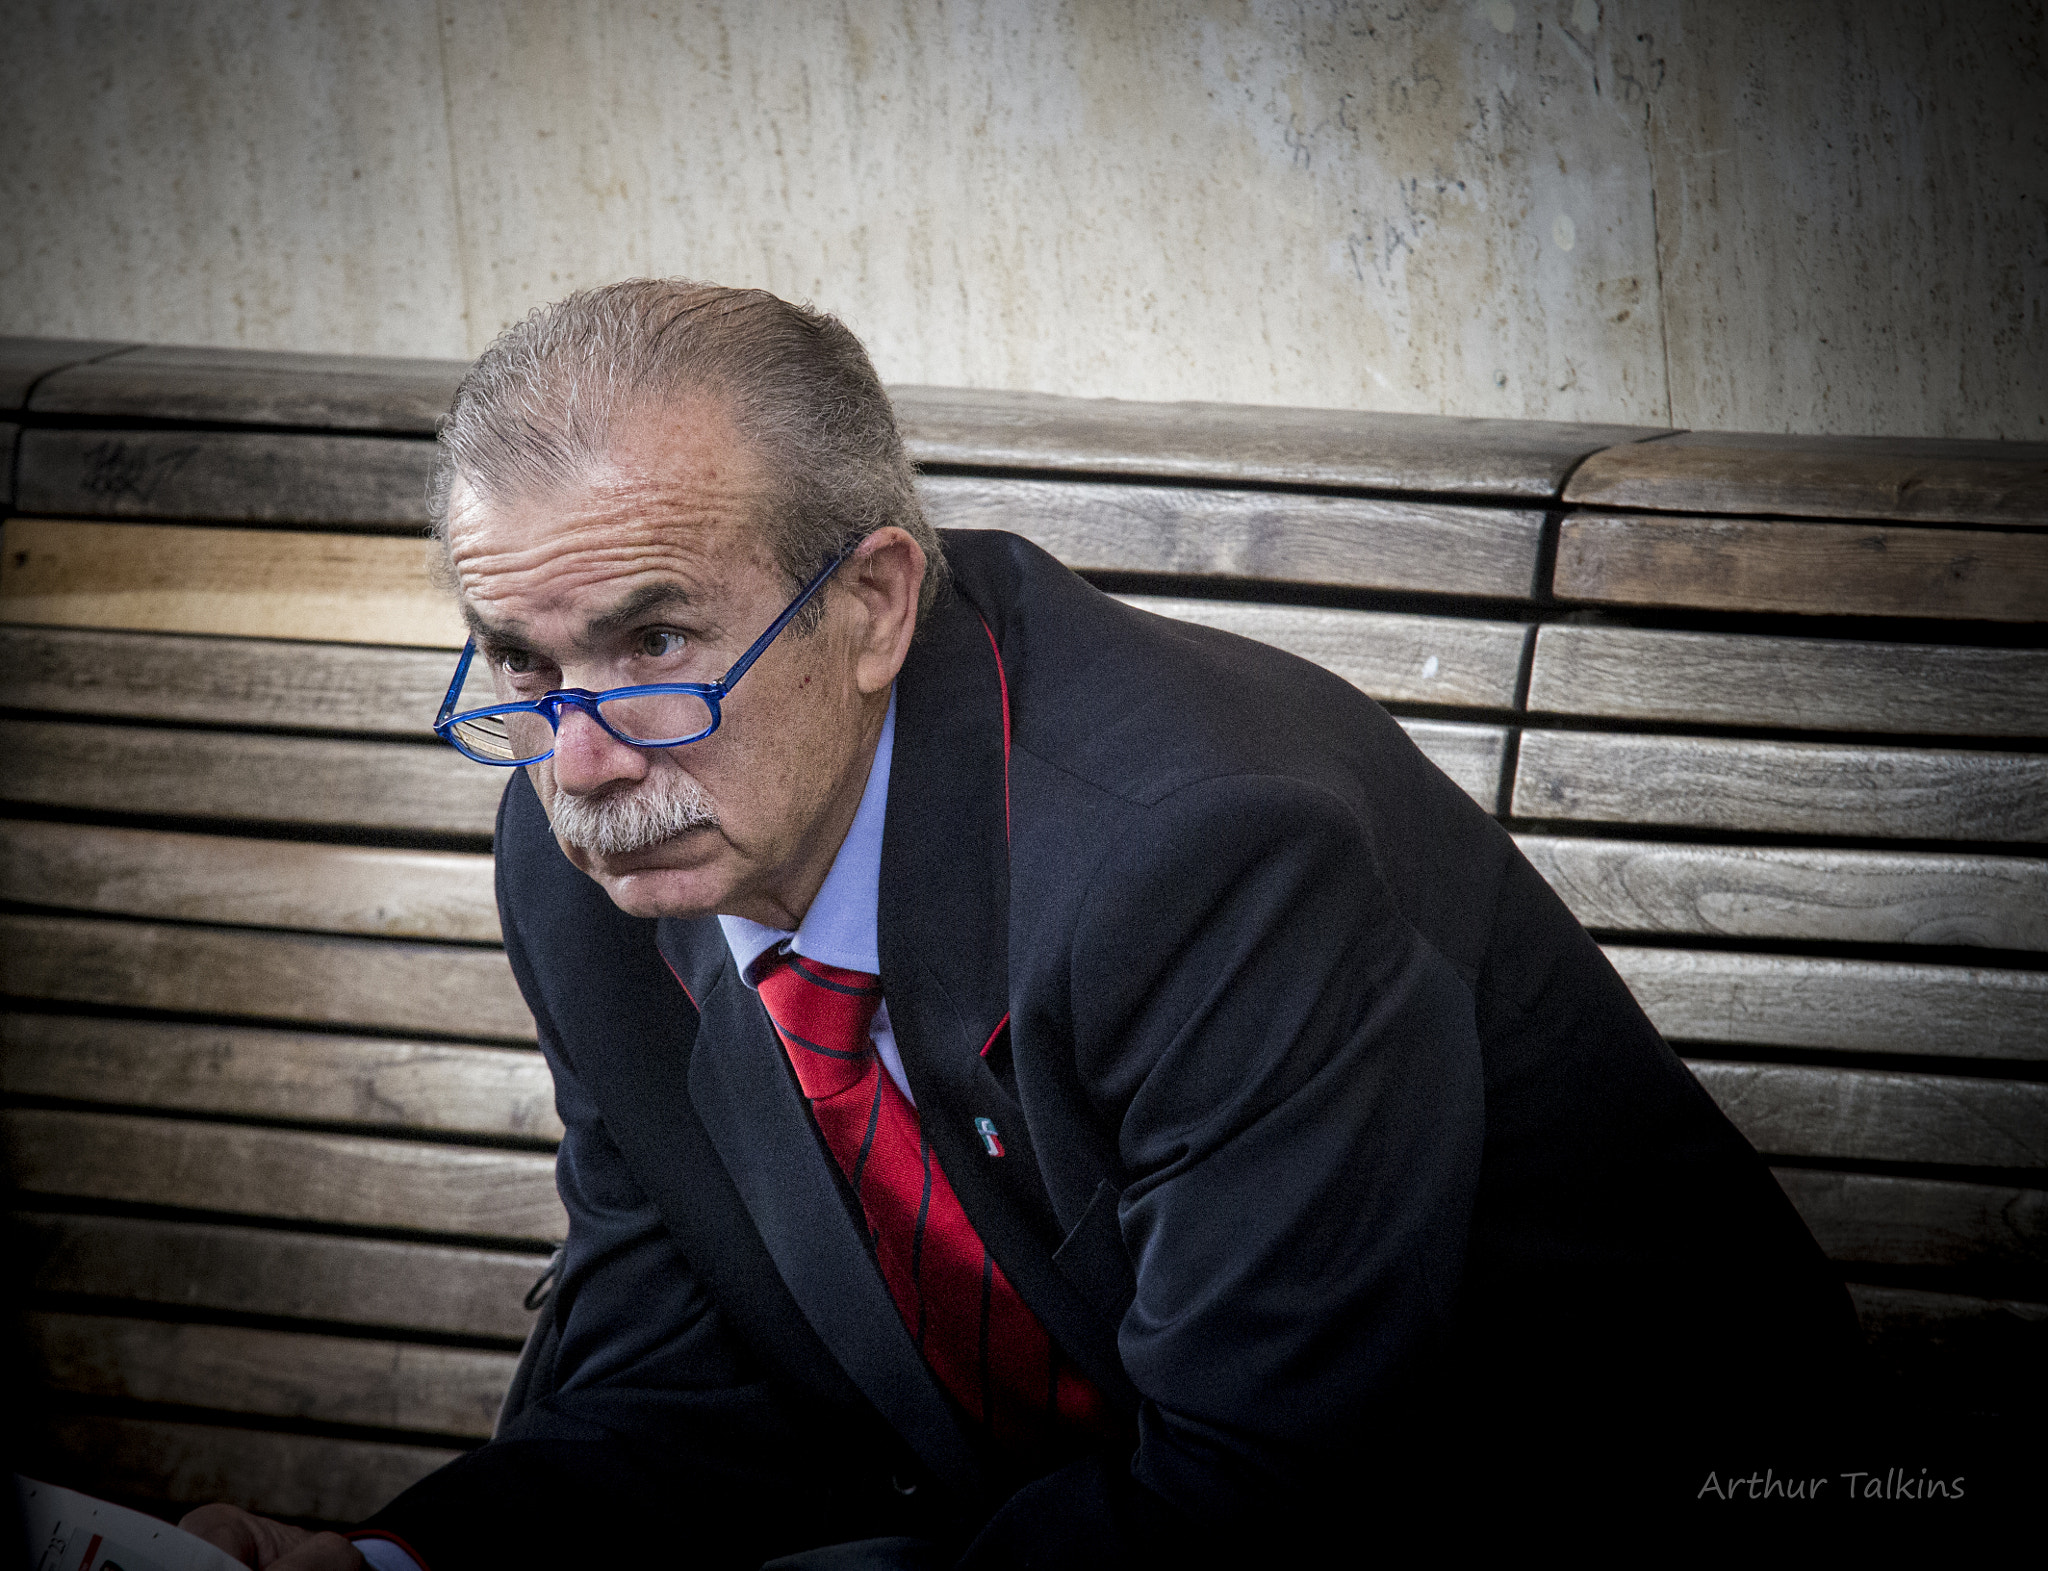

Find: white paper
16;1476;249;1571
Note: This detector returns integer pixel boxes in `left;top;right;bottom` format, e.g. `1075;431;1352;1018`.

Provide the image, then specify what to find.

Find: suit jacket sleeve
359;781;924;1569
1036;770;1488;1525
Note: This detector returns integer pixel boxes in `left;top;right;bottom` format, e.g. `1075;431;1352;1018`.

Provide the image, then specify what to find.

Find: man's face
442;401;894;926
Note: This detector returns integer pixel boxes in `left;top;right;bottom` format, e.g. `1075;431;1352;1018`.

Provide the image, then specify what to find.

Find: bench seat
4;336;2043;1523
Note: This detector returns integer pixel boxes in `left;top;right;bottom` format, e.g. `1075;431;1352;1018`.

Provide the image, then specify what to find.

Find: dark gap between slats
1079;569;1540;620
916;460;1567;510
1495;627;1543;817
0;899;507;953
22;1293;528;1354
1530;602;2048;649
0;706;458;748
0;622;462;658
1587;930;2048;972
9;410;444;444
0;997;537;1053
1555;498;2048;537
4;511;432;538
0;802;494;856
1504;712;2048;752
38;1393;488;1456
1677;1044;2048;1082
0;1095;559;1154
1504;817;2048;860
10;1193;559;1255
1755;1153;2048;1190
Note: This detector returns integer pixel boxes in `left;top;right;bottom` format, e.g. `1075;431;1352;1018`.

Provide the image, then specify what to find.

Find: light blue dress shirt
717;687;911;1104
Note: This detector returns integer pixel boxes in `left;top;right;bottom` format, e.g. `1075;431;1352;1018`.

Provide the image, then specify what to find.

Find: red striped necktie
754;950;1109;1456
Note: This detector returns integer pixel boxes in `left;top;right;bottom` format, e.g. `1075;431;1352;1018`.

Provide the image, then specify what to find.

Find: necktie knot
755;951;883;1101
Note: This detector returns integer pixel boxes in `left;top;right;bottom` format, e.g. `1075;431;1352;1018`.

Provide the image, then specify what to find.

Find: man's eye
496;649;537;675
638;630;687;659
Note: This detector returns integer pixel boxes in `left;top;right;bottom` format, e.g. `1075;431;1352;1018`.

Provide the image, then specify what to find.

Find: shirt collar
718;685;894;989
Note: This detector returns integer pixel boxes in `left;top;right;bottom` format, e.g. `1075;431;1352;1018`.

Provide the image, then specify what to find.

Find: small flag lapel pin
974;1117;1005;1158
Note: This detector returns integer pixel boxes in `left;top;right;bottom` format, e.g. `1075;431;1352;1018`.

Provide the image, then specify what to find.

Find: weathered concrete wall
3;1;2041;436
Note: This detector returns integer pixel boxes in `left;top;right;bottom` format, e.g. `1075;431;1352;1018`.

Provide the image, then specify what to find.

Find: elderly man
187;282;1858;1568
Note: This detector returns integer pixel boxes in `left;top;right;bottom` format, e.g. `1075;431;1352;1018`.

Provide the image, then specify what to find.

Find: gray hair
429;279;947;626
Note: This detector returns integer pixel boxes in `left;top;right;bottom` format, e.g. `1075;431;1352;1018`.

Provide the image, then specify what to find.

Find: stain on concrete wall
2;0;2040;436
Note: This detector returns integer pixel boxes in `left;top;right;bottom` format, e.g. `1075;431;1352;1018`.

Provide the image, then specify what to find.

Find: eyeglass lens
449;690;717;763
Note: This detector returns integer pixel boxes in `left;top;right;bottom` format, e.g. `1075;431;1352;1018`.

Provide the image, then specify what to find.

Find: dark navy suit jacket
368;530;1858;1565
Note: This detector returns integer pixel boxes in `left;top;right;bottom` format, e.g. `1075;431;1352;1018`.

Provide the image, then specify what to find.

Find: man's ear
843;527;926;695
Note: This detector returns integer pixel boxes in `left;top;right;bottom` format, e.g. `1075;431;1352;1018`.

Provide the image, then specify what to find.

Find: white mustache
547;771;719;856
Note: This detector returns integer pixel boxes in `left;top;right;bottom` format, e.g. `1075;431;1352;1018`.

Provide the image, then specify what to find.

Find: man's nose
547;702;650;795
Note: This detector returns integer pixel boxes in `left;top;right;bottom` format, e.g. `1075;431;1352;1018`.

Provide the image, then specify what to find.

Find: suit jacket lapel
882;587;1138;1412
658;922;987;1497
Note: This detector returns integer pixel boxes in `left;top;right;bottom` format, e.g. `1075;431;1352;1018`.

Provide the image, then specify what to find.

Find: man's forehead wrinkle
452;525;700;573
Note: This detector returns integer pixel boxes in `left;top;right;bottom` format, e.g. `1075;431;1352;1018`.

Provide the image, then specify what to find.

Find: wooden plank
1774;1170;2048;1277
1512;730;2047;843
1848;1285;2048;1342
1116;596;1526;709
47;1415;458;1525
3;1109;565;1242
31;1312;515;1441
1526;624;2048;738
0;625;478;731
0;517;463;645
1;1015;561;1141
1397;720;1506;809
894;385;1664;498
0;820;500;941
925;476;1545;599
1561;430;2048;526
1;720;504;838
18;1213;547;1342
1518;837;2048;951
0;914;534;1043
1553;513;2048;621
1605;947;2048;1060
16;428;435;529
0;337;134;411
1690;1062;2048;1168
30;344;465;434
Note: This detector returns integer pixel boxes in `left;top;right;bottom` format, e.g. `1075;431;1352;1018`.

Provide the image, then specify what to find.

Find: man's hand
178;1504;365;1569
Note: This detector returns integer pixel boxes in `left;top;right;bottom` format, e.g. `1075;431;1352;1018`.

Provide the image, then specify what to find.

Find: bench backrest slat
21;1213;543;1343
7;1108;566;1241
1562;430;2048;524
1555;513;2048;621
0;912;532;1042
4;1014;551;1138
3;717;502;836
1528;625;2048;737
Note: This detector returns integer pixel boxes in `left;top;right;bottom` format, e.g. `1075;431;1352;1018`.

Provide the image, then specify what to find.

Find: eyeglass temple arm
714;548;851;694
435;638;481;728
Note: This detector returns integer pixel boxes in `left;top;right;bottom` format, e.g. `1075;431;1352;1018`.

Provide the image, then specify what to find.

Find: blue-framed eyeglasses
433;548;850;766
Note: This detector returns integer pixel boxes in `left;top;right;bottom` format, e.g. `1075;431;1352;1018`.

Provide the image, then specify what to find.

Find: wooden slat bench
4;337;2044;1524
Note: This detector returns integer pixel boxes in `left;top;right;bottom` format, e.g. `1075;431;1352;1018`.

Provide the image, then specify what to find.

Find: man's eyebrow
582;583;697;642
457;585;695;651
459;602;526;645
